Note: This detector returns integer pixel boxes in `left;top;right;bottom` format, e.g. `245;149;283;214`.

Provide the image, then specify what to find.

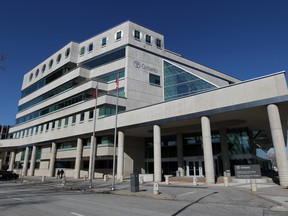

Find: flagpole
111;74;119;191
89;83;98;188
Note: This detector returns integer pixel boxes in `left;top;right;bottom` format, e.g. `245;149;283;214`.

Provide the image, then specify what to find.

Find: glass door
186;160;204;176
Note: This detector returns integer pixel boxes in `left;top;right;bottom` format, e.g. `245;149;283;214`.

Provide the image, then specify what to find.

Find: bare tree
0;53;7;70
267;151;277;171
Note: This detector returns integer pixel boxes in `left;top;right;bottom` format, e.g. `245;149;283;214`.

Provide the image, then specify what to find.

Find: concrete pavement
16;175;288;213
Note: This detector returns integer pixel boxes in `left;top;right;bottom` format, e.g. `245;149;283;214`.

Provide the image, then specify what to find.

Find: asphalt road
0;180;287;216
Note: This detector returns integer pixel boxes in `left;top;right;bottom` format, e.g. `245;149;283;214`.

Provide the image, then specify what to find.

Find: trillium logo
133;61;141;68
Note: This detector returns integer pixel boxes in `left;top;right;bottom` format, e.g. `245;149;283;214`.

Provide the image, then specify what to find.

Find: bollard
224;176;229;187
250;179;257;192
153;183;159;195
139;176;144;184
193;176;197;186
103;174;107;182
165;176;170;185
84;175;87;181
42;176;45;183
62;177;66;187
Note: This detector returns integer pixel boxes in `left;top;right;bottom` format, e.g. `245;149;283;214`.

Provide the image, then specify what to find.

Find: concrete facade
0;21;288;187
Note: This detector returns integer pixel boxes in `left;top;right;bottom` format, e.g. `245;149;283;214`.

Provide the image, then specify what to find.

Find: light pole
111;74;119;191
88;83;98;188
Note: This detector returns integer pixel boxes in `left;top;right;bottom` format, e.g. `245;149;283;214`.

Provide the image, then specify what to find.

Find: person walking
56;170;60;179
60;169;65;179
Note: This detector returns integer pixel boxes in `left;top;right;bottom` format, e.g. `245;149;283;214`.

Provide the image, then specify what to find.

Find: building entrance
186;160;205;176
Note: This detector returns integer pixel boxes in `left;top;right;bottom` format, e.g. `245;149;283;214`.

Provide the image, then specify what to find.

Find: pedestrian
56;170;60;179
60;169;65;179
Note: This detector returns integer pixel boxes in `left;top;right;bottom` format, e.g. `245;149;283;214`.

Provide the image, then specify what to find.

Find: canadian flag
93;87;97;98
115;75;119;91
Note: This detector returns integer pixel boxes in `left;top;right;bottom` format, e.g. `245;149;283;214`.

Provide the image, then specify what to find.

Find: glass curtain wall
164;61;217;101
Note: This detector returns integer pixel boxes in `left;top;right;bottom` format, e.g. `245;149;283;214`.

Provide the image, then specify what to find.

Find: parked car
0;170;19;180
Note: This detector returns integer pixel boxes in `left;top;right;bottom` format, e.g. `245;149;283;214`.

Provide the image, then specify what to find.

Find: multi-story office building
0;21;288;187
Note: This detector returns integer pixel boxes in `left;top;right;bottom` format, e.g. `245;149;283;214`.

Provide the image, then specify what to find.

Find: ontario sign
234;165;262;179
133;60;158;73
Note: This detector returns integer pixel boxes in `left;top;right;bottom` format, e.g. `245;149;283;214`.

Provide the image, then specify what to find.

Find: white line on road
71;212;84;216
176;191;196;198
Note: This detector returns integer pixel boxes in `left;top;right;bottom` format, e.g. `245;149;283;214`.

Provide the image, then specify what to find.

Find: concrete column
8;151;16;171
117;131;124;181
177;133;184;177
3;152;7;168
267;104;288;187
22;147;30;176
74;138;83;179
49;142;57;177
153;125;162;182
0;159;2;170
201;116;215;184
29;146;37;176
220;128;230;173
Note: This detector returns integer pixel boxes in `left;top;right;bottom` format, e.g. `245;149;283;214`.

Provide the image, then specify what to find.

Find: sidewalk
20;176;288;211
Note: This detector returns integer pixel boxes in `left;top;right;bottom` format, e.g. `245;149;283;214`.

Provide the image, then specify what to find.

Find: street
0;179;287;216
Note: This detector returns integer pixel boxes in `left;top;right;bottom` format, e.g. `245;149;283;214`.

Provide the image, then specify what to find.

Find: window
149;74;160;85
49;59;53;68
58;119;62;128
29;73;33;81
72;115;76;124
65;117;69;126
89;110;94;119
65;48;70;57
35;126;38;134
35;69;39;78
40;125;44;132
156;38;162;48
46;123;49;131
101;37;107;46
134;30;141;40
145;35;151;44
80;113;85;122
42;64;46;73
52;121;55;130
56;54;61;63
88;43;93;52
115;31;122;40
80;46;85;55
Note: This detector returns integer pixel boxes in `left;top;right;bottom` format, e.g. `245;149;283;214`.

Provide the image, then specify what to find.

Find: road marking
13;198;24;201
177;191;196;198
71;212;84;216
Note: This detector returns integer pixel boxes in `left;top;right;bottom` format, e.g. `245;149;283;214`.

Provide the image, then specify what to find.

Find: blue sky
0;0;288;126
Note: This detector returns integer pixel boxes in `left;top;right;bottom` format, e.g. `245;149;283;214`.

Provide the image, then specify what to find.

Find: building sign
133;60;158;73
234;165;262;179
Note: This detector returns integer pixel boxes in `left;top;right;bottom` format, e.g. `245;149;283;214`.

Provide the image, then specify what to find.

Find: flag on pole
93;88;97;98
115;75;119;91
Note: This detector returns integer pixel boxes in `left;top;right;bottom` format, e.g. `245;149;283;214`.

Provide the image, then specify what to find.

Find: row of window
29;48;71;82
19;70;125;124
14;110;95;139
78;29;163;57
13;104;125;139
16;92;89;124
24;48;125;99
22;66;72;98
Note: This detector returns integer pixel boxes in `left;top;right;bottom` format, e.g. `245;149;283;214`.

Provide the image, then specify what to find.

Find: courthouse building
0;21;288;187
